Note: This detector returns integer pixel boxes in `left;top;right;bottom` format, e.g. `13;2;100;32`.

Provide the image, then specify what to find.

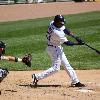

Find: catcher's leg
0;68;9;83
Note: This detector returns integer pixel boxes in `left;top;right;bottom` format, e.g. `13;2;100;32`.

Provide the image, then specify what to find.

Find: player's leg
61;52;79;84
32;47;61;85
0;68;9;83
61;52;85;87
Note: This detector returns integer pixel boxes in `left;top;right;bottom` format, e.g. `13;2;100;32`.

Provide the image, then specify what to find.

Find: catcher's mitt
0;41;6;55
22;54;32;67
0;68;9;83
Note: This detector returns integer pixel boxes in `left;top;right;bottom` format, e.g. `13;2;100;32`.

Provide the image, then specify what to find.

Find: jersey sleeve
63;28;71;35
54;29;68;44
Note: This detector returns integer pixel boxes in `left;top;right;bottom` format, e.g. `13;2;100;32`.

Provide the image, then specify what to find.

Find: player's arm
63;41;77;46
63;28;78;37
63;28;85;45
63;41;83;46
0;55;32;67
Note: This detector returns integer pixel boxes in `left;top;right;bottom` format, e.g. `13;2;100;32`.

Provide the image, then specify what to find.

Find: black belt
48;44;56;48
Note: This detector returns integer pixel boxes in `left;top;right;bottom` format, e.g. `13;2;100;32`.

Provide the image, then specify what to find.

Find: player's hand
77;40;85;45
75;37;85;45
77;41;85;45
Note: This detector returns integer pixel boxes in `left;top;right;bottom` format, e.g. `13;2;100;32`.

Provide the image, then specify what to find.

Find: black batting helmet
54;15;66;25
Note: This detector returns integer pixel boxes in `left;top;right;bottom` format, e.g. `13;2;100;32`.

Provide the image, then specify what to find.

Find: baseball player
32;15;85;87
0;41;32;83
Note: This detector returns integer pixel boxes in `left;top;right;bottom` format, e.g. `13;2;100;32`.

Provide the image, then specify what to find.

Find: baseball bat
75;37;100;54
70;34;100;54
84;43;100;54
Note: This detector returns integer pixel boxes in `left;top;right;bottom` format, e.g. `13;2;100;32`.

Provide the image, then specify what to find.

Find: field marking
76;89;95;93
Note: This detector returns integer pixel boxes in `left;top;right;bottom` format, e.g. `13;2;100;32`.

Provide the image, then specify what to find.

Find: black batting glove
72;36;85;45
77;41;85;45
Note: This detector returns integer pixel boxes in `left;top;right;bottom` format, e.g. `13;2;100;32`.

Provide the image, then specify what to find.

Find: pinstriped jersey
46;21;68;46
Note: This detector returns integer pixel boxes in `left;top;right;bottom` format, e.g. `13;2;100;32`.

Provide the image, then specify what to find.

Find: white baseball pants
35;46;79;84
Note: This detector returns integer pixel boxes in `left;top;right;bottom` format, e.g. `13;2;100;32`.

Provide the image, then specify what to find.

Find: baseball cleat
32;74;38;86
71;82;85;87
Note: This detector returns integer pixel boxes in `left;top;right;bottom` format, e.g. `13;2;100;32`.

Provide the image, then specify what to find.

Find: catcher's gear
22;54;32;67
0;68;9;83
0;41;6;55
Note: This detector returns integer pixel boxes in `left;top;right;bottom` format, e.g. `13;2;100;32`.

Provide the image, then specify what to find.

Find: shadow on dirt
5;89;17;92
19;84;61;88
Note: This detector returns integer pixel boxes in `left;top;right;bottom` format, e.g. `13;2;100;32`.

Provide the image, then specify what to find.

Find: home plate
76;89;95;93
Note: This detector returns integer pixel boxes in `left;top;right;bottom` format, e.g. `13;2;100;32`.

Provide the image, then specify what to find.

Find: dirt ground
0;70;100;100
0;2;100;100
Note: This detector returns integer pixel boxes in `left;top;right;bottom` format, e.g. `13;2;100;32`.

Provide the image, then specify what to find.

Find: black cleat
32;74;38;86
71;82;85;87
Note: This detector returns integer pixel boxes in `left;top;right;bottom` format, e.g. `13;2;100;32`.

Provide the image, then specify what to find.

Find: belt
48;44;57;48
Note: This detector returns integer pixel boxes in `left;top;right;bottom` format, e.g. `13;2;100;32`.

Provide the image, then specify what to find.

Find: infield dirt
0;70;100;100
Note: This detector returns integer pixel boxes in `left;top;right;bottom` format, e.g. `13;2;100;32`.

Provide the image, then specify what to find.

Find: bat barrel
84;43;100;54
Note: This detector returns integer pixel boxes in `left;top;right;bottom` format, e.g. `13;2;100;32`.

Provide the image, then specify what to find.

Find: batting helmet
54;15;66;25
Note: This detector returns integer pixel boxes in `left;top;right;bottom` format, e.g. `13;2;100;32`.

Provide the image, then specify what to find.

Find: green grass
0;11;100;70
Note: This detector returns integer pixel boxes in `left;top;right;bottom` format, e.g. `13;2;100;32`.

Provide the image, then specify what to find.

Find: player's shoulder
60;25;65;30
49;21;56;30
50;21;54;26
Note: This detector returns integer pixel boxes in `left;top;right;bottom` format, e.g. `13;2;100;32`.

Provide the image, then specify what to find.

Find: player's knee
53;65;60;71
